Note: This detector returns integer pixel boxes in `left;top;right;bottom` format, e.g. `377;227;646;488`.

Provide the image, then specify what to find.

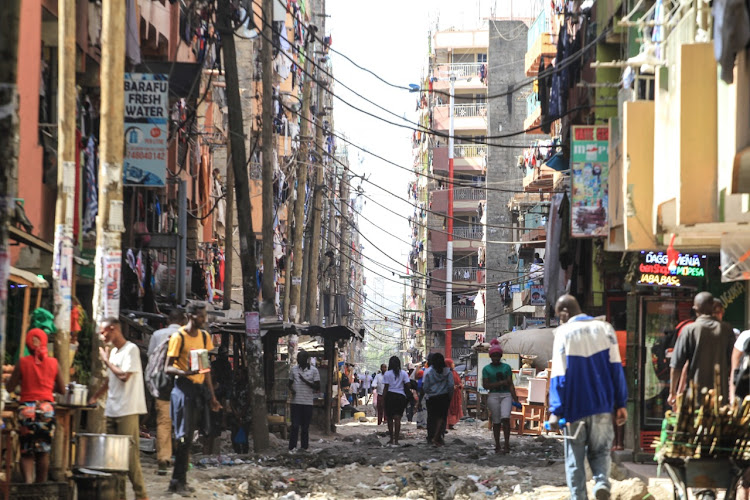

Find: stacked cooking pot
73;433;131;499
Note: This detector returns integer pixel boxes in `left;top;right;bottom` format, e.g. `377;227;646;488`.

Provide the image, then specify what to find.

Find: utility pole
287;41;314;324
306;80;326;325
300;226;310;321
223;140;233;310
217;0;269;451
324;171;335;326
53;0;76;385
260;0;276;318
0;0;21;418
89;0;127;434
50;0;76;477
338;167;350;326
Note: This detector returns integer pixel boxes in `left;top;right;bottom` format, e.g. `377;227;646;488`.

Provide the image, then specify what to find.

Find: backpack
734;336;750;401
145;328;207;400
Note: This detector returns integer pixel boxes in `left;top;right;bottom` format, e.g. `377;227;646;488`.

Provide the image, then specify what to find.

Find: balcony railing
453;226;483;240
452;103;487;118
452;305;477;321
453;267;479;281
526;93;541;117
453;188;485;201
454;144;487;158
527;7;550;50
434;62;485;79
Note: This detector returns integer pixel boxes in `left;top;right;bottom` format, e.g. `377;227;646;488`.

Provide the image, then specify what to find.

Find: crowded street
2;0;750;498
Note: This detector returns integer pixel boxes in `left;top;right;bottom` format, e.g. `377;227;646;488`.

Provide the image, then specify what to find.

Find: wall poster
571;125;609;237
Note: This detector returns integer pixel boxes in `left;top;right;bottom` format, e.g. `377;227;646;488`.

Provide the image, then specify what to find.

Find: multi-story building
410;28;489;361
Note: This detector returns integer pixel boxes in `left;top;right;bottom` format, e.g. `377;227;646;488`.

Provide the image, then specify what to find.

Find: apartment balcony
519;227;547;247
525;8;557;76
432;63;487;91
431;188;485;214
432;145;487;174
433;104;488;132
524;93;544;134
429;267;484;293
430;226;484;253
523;165;557;191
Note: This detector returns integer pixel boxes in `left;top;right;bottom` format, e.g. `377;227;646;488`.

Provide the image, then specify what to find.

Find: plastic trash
543;418;566;430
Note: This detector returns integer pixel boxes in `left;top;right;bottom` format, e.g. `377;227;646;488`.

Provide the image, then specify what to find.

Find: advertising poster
123;73;169;186
571;126;609;237
529;285;546;306
245;311;260;339
102;251;122;318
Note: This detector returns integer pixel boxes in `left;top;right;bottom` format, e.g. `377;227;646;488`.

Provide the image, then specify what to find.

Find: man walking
373;364;387;425
147;308;186;475
548;295;628;500
668;291;734;406
89;318;149;500
164;302;221;494
288;350;320;452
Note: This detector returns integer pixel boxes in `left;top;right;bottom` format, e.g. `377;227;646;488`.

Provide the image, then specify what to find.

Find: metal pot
75;434;131;472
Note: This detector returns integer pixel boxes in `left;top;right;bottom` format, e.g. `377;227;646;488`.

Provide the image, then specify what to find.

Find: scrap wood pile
656;367;750;461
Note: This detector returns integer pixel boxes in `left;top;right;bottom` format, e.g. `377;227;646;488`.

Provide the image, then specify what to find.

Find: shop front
626;251;747;461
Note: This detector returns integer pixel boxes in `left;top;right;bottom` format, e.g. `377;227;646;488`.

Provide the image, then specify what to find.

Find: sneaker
594;487;610;500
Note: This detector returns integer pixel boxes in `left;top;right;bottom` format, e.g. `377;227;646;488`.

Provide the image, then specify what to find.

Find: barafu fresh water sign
123;73;168;186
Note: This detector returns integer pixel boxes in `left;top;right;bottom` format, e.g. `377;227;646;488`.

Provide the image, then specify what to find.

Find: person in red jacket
7;328;64;483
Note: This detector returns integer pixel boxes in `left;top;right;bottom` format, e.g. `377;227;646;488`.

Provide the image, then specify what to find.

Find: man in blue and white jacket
548;295;628;500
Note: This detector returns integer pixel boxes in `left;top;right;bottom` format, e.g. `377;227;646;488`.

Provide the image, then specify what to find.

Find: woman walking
422;353;453;446
445;358;463;429
482;339;519;454
383;356;410;445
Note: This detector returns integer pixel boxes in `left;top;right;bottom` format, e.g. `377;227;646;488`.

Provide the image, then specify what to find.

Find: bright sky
327;0;537;322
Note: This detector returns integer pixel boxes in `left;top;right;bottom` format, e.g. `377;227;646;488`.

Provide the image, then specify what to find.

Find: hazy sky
327;0;539;324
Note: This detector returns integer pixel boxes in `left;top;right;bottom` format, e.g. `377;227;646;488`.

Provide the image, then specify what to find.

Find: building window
477;53;487;63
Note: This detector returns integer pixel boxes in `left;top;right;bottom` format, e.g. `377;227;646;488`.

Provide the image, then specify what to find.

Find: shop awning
9;226;53;253
9;267;49;288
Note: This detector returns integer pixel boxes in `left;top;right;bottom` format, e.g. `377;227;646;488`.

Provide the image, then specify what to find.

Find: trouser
171;377;209;486
155;399;172;463
564;412;614;500
106;414;147;499
289;404;313;450
377;394;386;425
426;393;451;443
405;396;416;422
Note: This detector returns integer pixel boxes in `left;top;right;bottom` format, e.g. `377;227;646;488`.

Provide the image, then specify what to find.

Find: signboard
123;73;169;186
529;285;545;306
636;251;706;288
464;372;478;389
245;311;260;339
571;126;609;238
102;251;122;318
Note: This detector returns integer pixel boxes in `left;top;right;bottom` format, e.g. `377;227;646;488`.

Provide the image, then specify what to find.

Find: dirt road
131;416;671;500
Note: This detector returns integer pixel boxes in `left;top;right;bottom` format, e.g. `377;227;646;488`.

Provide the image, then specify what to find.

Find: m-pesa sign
636;251;706;287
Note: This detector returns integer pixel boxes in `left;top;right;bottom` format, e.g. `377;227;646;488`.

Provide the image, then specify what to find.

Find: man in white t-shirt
288;350;320;451
89;317;148;500
361;370;371;400
349;378;360;404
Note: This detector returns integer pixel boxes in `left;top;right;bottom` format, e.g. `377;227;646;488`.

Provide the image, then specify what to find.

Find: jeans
289;404;313;450
564;412;614;500
171;377;209;487
106;414;147;499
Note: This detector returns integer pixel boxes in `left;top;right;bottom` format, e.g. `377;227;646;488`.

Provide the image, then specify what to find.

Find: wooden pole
216;0;269;451
260;0;275;318
89;0;126;434
0;0;21;418
338;167;350;325
53;0;76;385
223;140;233;310
305;79;325;325
288;44;314;323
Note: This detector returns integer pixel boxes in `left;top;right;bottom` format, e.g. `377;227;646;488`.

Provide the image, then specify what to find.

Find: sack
734;336;750;401
146;334;182;401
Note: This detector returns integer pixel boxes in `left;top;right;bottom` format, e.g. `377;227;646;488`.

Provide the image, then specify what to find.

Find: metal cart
659;457;749;500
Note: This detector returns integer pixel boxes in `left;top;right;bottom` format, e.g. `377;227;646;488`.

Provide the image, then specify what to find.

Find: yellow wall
623;100;655;249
